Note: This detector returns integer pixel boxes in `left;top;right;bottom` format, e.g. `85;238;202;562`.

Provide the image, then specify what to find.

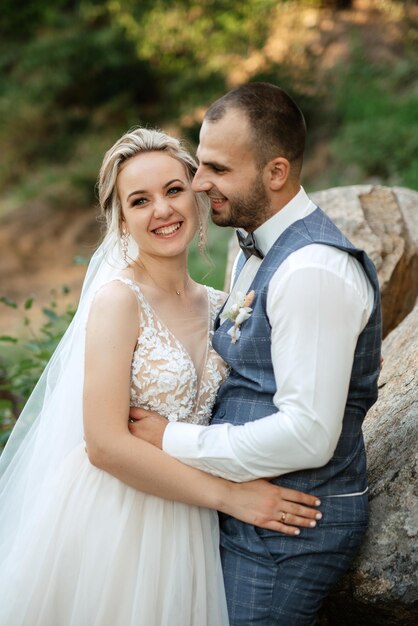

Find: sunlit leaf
0;336;18;343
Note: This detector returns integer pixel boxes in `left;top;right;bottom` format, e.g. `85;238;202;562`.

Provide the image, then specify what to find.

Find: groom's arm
132;247;374;483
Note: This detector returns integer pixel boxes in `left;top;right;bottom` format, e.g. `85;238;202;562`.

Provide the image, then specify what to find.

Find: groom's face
193;108;271;232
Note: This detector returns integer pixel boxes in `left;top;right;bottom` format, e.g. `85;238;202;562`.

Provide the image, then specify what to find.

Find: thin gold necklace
133;258;190;296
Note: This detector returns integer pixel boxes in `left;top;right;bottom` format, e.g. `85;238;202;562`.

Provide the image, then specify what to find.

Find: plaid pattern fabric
212;207;382;624
212;207;382;496
219;493;368;625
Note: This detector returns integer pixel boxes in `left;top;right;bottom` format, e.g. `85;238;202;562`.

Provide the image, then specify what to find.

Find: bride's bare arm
83;282;321;536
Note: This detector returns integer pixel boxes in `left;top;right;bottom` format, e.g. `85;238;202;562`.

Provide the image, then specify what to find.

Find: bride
0;128;320;626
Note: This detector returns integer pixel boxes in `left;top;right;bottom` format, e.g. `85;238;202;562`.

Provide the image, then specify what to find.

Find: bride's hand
128;407;168;449
222;479;322;536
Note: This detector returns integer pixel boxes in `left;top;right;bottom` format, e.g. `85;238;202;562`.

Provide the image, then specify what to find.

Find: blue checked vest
212;207;382;496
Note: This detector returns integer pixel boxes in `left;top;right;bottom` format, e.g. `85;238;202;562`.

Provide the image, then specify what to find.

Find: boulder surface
320;296;418;625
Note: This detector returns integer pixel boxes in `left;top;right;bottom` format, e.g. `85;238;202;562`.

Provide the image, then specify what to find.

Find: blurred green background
0;0;417;439
1;0;417;285
2;3;417;187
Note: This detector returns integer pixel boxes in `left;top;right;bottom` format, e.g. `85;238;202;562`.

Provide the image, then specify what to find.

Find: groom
130;83;382;625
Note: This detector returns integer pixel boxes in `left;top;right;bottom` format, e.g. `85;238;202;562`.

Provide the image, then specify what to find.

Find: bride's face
117;151;199;258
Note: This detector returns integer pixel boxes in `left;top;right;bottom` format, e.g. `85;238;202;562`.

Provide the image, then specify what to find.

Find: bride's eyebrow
163;178;185;188
127;189;146;200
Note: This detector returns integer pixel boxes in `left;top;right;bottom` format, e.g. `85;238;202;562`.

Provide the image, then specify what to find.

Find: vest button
218;410;226;419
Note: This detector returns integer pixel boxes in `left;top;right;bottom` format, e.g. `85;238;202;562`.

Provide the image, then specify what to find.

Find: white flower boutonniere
220;290;255;344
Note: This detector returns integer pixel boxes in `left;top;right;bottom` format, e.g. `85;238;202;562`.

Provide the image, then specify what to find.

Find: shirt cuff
163;422;206;459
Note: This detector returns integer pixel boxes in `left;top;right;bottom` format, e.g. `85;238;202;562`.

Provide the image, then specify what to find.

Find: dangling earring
121;230;129;264
198;220;205;254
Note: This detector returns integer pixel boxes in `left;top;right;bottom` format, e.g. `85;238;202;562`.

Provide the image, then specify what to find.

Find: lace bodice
114;278;228;425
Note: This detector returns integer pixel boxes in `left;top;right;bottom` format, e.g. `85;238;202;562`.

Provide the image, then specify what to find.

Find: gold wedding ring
281;512;286;524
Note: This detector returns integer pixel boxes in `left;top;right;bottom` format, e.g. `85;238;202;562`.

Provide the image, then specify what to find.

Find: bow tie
236;230;264;260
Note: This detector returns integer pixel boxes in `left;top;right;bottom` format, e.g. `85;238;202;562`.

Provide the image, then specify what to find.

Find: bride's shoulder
86;278;140;343
91;277;138;314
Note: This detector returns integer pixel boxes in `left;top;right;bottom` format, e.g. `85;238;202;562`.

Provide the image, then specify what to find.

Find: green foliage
1;0;415;220
0;0;70;41
0;0;157;195
0;0;285;218
328;53;418;188
0;0;281;187
0;289;76;448
108;0;278;70
105;0;280;118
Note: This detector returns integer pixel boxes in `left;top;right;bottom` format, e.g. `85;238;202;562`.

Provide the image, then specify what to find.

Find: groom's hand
128;407;168;449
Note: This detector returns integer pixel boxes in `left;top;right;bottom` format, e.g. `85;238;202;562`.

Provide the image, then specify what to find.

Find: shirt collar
238;187;316;258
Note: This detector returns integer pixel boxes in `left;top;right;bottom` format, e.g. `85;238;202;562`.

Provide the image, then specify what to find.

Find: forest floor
0;0;415;334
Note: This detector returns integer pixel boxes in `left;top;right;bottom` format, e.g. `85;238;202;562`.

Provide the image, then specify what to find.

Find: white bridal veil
0;232;135;561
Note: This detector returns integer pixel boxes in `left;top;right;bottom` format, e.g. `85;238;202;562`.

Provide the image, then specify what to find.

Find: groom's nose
192;166;212;193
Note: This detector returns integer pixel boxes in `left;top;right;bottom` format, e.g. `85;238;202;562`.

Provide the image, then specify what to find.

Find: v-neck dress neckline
112;277;229;425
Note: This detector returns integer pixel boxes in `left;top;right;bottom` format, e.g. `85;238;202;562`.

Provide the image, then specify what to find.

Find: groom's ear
265;157;290;191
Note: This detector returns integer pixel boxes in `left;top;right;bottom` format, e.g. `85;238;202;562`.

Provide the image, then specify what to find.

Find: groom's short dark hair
205;82;306;176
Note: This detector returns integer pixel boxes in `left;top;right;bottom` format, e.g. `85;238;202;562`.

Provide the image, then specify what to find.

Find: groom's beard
211;173;271;233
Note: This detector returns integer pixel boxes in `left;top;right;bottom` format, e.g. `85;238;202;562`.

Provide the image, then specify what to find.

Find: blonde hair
98;127;209;244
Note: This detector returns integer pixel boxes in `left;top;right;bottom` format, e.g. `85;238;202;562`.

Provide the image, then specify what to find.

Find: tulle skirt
0;444;229;626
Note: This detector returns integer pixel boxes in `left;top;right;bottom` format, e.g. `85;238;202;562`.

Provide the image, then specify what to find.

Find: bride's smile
152;221;183;237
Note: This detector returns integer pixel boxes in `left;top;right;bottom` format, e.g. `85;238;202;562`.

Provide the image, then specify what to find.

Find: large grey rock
320;296;418;625
310;186;418;337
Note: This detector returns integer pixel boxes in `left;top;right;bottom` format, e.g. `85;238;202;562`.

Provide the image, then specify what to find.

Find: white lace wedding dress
0;278;229;626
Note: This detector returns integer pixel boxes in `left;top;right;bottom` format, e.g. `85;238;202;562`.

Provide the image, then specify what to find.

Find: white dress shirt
163;188;374;490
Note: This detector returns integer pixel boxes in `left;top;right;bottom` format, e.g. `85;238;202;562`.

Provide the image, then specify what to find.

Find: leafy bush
0;289;76;448
329;54;418;188
0;1;157;195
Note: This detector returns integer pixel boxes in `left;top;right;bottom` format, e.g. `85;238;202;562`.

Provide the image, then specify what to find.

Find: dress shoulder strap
206;286;227;327
108;276;154;326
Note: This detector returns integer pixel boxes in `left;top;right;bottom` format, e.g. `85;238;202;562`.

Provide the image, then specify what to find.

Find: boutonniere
220;290;255;344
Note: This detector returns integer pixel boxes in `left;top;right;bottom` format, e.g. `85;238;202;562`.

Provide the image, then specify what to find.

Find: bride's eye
131;196;148;207
167;186;183;196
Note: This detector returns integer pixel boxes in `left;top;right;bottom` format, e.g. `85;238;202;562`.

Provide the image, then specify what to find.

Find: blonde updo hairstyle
98;127;209;254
